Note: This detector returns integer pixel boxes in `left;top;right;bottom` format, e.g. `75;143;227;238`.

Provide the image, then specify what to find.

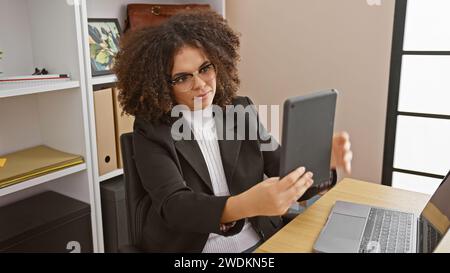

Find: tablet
279;89;337;200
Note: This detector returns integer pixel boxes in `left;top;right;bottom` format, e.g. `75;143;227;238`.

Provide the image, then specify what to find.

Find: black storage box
100;175;130;253
0;191;93;253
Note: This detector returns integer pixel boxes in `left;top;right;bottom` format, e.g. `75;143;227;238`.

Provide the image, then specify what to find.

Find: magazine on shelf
0;75;72;91
0;74;70;83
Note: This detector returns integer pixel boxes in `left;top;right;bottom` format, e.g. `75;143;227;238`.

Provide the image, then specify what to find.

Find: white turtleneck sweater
180;105;261;253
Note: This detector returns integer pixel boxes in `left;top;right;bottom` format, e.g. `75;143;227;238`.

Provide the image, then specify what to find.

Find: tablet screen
279;89;337;198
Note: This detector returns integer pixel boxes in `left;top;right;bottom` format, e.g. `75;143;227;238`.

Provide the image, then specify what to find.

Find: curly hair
114;10;241;124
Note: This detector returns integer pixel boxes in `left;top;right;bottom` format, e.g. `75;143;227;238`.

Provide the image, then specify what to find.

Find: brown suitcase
124;4;210;32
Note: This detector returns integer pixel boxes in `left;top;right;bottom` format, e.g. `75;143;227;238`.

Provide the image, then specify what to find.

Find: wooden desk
256;178;450;253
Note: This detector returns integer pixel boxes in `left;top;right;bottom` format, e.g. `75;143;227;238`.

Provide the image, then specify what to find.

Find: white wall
0;0;34;76
226;0;395;183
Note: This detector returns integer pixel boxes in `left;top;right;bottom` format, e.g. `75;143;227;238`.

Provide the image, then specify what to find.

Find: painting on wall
88;18;121;77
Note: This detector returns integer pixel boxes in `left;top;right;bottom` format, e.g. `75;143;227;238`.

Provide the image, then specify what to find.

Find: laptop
313;170;450;253
279;89;337;201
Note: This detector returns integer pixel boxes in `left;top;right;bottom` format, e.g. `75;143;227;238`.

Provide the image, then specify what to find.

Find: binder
93;88;118;176
112;88;134;169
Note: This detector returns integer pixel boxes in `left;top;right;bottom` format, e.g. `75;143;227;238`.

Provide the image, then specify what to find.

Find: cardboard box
0;191;93;253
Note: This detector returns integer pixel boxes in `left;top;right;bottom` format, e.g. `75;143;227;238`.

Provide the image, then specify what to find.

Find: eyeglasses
169;63;216;93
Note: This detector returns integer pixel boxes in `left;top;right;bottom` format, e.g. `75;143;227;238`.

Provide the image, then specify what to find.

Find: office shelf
0;80;80;98
91;75;117;86
0;0;97;251
0;163;87;197
99;169;124;182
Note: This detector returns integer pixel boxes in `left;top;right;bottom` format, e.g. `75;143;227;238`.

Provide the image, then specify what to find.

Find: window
383;0;450;194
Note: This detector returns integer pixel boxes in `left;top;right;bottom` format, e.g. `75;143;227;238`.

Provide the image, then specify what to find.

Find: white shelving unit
0;163;87;197
0;81;80;98
99;168;124;183
0;0;225;253
91;74;117;86
0;0;99;252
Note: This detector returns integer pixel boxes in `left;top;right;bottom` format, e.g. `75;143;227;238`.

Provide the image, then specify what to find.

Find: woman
115;10;352;253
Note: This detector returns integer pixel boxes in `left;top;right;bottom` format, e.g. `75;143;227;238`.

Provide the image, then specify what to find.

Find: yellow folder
0;158;6;168
0;145;84;189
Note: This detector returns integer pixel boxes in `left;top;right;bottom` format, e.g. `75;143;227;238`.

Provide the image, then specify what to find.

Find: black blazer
133;96;284;252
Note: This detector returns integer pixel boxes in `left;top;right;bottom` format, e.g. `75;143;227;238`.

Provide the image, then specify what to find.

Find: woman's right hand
242;167;314;217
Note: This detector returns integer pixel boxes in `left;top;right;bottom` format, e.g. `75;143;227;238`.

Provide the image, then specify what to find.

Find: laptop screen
418;170;450;253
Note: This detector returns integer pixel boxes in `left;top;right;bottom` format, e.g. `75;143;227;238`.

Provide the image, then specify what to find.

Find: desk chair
119;133;151;253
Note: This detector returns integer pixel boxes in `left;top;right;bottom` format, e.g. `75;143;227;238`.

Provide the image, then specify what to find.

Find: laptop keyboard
359;208;414;253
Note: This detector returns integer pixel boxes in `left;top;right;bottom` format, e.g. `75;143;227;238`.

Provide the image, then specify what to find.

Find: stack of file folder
0;145;84;189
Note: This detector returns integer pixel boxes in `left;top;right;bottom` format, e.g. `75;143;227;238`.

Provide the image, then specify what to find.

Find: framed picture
88;18;121;77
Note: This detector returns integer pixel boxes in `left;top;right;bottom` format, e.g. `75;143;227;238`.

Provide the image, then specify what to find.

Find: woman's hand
241;167;314;217
221;167;314;223
330;131;353;174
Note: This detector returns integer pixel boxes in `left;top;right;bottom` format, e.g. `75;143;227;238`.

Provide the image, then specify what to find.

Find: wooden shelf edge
0;163;87;197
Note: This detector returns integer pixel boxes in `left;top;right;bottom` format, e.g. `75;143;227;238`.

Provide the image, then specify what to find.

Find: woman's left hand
330;131;353;174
